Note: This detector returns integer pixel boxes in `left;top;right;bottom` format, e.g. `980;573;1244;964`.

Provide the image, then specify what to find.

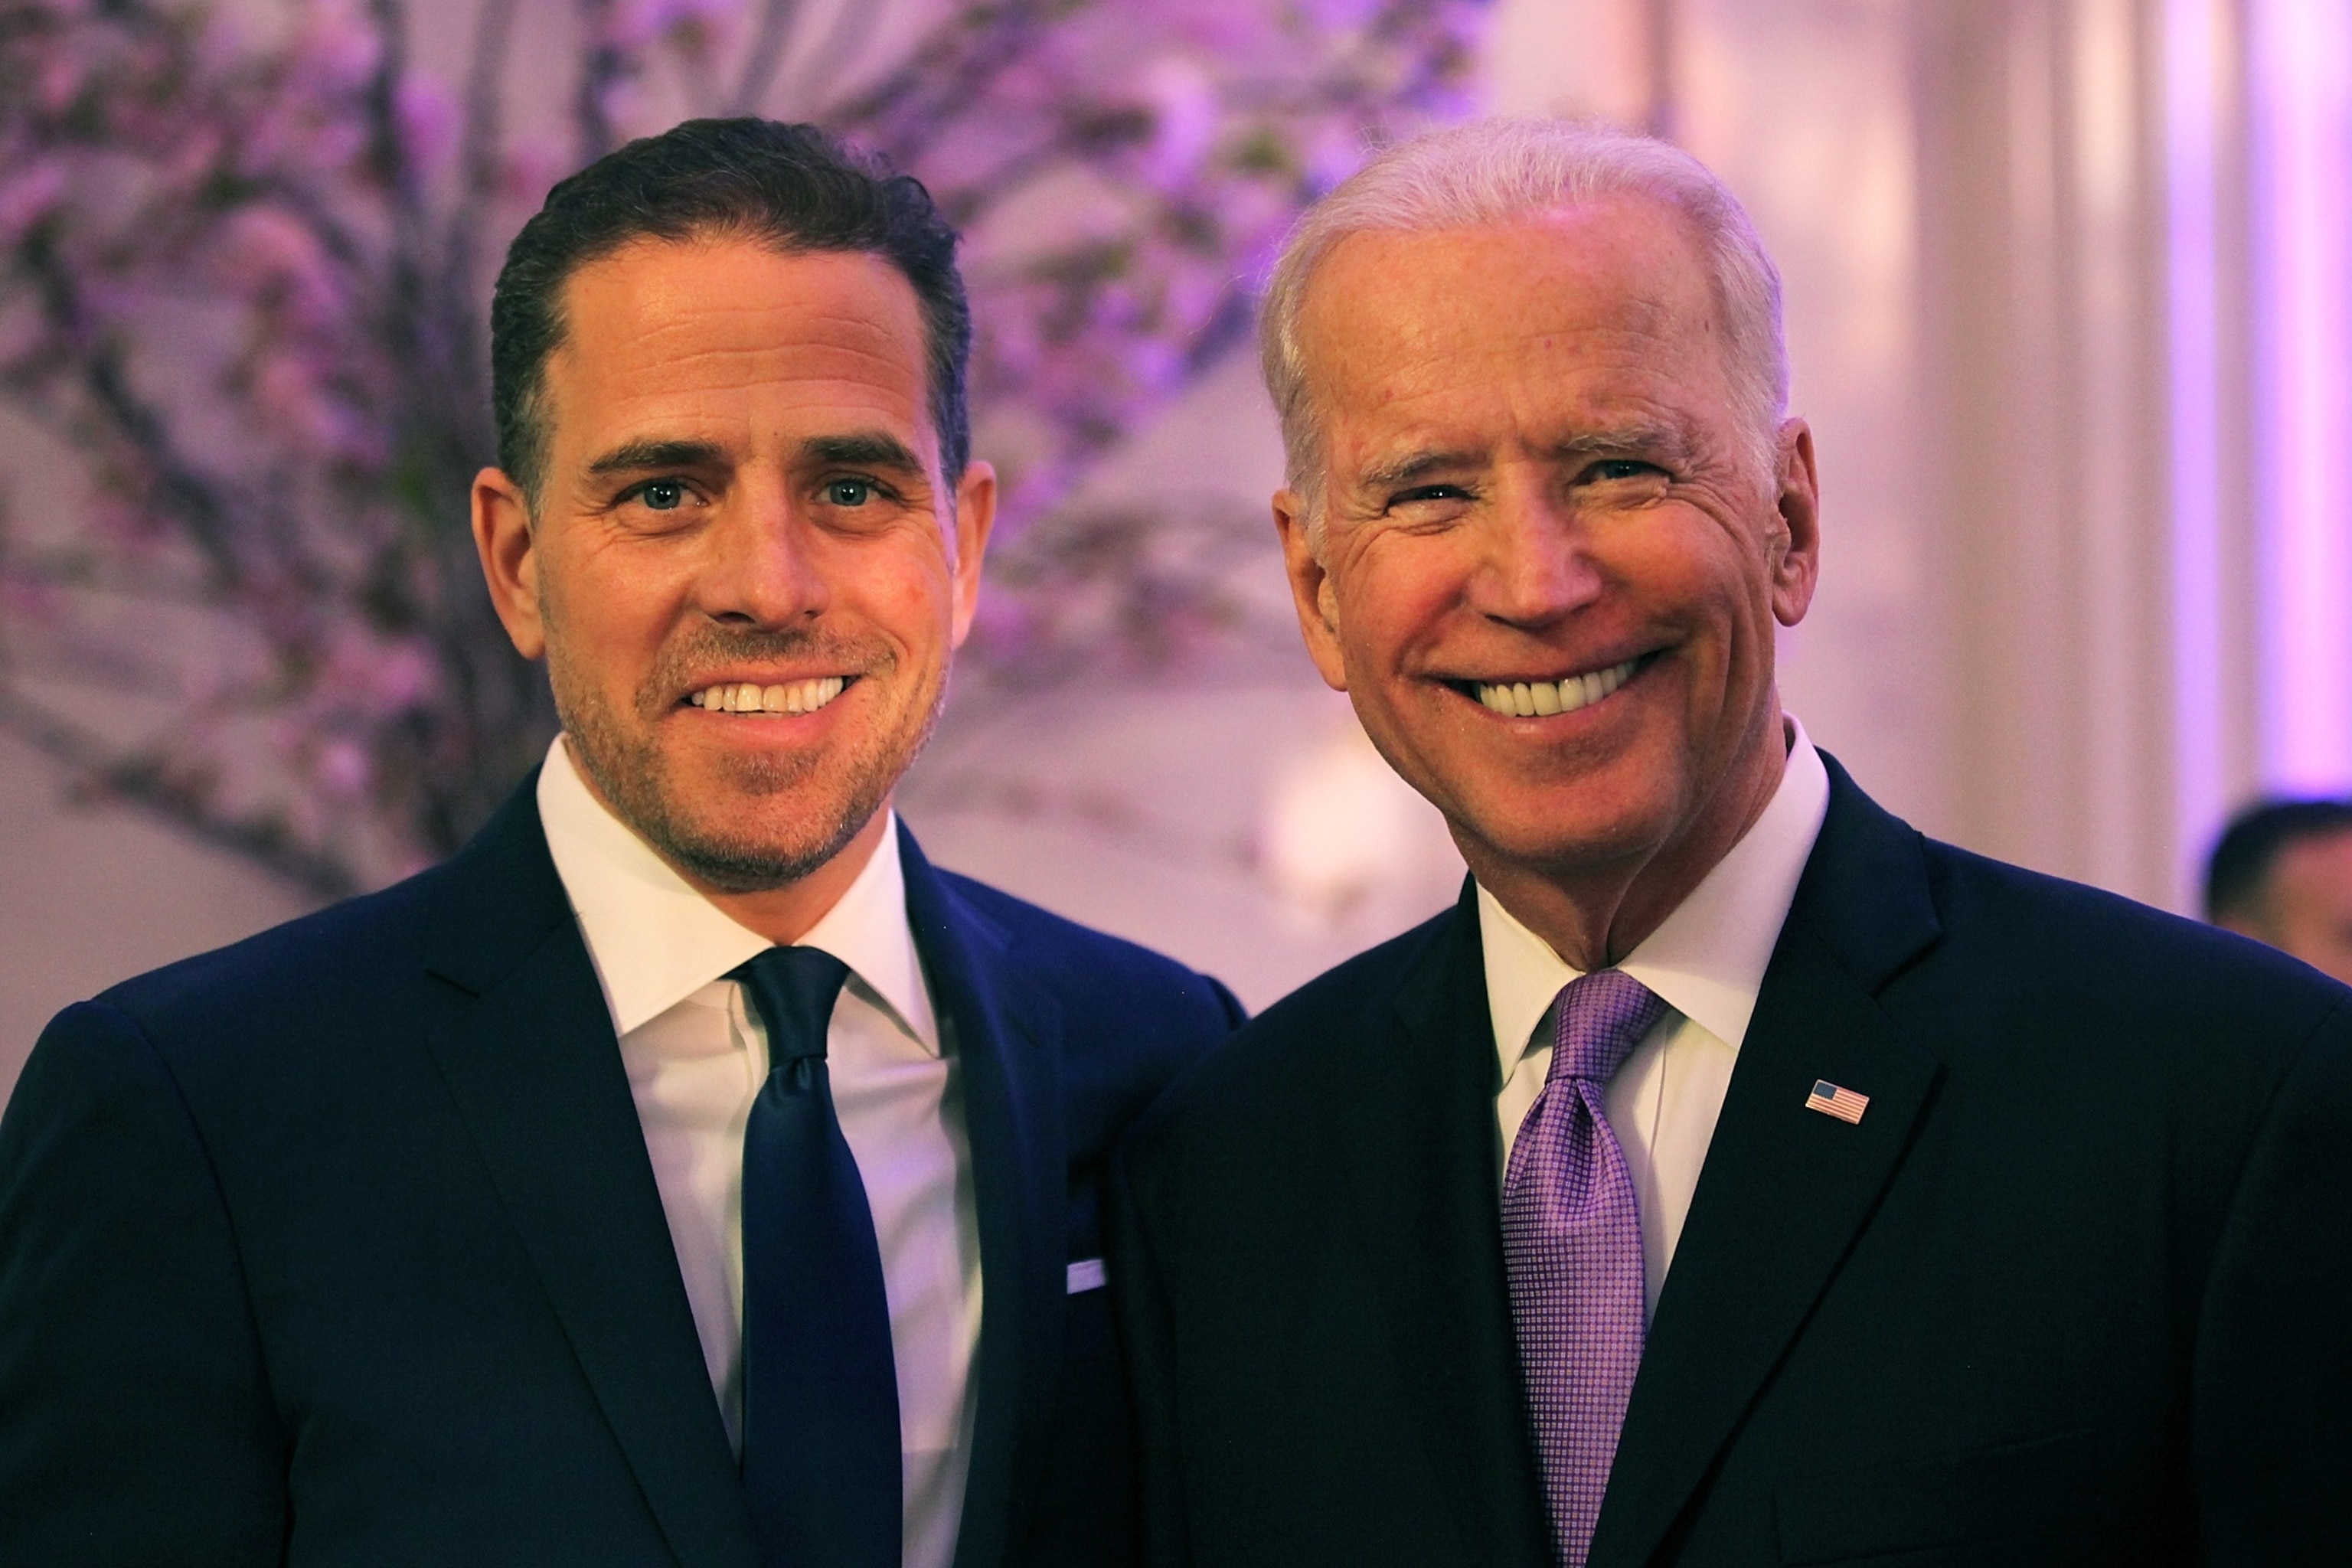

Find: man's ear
1768;418;1822;629
472;467;547;660
947;459;998;650
1272;488;1349;693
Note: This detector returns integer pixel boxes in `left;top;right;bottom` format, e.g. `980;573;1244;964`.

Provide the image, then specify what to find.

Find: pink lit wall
2249;0;2352;795
2169;0;2352;887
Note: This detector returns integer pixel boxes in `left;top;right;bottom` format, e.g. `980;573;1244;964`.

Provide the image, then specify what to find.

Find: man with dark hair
2207;797;2352;985
0;117;1240;1566
488;118;977;501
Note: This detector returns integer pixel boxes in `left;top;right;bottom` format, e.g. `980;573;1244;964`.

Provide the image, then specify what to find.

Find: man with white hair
1109;119;2352;1566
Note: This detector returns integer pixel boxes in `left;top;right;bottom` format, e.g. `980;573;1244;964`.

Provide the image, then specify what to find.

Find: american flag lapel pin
1805;1079;1870;1124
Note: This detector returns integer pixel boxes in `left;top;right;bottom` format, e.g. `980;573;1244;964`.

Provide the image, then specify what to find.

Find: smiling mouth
1465;653;1656;717
685;677;851;715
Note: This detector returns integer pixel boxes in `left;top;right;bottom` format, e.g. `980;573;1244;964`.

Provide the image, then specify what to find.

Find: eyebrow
1361;449;1481;490
586;437;724;476
1550;420;1695;466
581;430;932;482
1356;422;1699;492
804;432;928;477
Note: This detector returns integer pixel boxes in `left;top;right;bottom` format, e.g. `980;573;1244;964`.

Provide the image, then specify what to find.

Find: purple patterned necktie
1503;969;1669;1567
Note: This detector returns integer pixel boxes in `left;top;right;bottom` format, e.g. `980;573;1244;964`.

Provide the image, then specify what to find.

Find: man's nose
1467;482;1602;627
699;480;831;626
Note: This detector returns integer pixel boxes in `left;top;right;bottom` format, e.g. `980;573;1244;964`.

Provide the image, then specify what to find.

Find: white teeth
1474;656;1642;718
691;676;848;715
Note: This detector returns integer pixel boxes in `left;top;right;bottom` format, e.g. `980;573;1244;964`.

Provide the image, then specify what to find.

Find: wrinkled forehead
1291;201;1732;446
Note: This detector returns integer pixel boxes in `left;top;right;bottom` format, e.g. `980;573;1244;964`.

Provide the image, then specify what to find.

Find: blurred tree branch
0;0;1485;891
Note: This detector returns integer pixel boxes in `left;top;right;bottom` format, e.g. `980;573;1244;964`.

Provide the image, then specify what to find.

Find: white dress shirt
537;737;982;1568
1481;715;1831;1318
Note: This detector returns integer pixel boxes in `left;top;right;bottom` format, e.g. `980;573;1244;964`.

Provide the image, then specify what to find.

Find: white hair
1259;116;1789;534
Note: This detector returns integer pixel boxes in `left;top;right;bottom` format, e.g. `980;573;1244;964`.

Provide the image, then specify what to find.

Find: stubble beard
550;623;950;894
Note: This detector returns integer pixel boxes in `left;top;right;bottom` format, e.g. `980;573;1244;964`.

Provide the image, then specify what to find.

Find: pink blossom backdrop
0;0;1485;891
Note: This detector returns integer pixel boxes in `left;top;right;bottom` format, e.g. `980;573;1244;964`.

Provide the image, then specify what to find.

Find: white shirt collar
536;735;937;1050
1478;714;1832;1076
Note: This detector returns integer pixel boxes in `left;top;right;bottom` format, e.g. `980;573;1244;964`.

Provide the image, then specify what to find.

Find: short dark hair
489;118;972;500
2204;797;2352;923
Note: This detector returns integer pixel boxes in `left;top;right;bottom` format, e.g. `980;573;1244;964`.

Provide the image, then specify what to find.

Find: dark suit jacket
1110;756;2352;1566
0;780;1243;1566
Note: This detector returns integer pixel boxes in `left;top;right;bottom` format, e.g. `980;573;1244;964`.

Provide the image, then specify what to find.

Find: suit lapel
1345;884;1554;1562
1589;759;1945;1568
899;826;1067;1568
420;782;756;1568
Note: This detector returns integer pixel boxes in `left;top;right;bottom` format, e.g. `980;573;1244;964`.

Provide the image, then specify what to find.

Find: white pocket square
1065;1257;1107;1294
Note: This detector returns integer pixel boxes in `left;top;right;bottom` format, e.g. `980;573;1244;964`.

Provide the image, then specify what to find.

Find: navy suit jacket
0;780;1242;1566
1111;756;2352;1566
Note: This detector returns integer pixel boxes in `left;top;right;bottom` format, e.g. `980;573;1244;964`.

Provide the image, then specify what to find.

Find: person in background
2207;798;2352;986
0;118;1241;1566
1109;116;2352;1567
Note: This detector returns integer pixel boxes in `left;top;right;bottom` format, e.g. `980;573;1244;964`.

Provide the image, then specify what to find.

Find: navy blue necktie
731;946;902;1568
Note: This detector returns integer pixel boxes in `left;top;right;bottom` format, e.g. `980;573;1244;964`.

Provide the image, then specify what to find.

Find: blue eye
639;479;687;511
826;479;873;506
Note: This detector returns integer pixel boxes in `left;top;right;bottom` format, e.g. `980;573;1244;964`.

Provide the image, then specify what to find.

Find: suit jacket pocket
1773;1429;2091;1566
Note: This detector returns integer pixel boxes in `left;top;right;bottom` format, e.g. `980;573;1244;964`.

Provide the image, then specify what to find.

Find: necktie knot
1549;969;1668;1086
731;946;850;1069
